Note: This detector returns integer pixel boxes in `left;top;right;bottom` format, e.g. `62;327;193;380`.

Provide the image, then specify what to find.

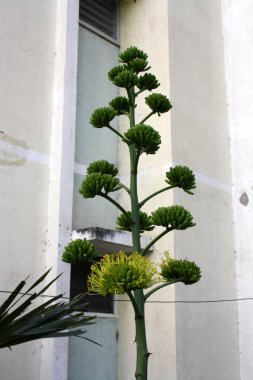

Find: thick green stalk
128;86;149;380
129;87;141;253
134;289;149;380
130;146;141;252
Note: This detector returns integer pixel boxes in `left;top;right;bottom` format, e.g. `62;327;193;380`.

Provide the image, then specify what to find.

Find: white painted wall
0;1;79;379
39;1;79;380
222;1;253;379
168;1;240;379
0;0;56;289
0;1;56;378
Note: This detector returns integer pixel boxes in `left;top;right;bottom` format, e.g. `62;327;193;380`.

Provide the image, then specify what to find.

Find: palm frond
0;270;95;349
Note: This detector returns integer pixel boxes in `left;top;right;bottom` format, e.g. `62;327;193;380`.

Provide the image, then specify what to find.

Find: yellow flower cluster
87;251;158;295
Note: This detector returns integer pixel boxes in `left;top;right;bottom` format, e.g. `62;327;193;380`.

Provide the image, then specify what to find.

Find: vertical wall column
168;1;240;379
222;2;253;379
39;1;79;380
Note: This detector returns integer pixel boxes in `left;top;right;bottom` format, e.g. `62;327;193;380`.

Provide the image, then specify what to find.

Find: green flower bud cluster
124;124;161;155
112;70;138;89
87;160;118;177
87;251;158;295
109;96;130;115
145;93;172;115
108;47;162;95
108;65;125;81
116;211;154;233
151;205;195;230
128;58;150;73
165;165;196;194
160;253;201;285
119;46;148;64
137;73;160;91
79;173;121;198
62;239;97;264
90;107;116;128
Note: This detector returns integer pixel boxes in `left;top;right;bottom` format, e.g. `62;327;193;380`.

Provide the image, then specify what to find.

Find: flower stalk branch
139;185;174;208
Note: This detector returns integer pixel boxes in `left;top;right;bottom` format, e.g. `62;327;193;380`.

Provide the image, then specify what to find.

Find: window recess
69;227;152;314
70;260;113;314
79;0;119;43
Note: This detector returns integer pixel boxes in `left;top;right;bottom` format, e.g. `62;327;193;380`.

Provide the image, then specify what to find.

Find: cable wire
0;289;253;305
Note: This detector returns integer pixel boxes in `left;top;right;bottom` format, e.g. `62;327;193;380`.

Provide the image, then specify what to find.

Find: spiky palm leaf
0;269;95;349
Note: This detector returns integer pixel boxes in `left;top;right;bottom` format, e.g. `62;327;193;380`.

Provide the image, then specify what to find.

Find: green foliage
90;107;116;128
145;93;172;115
79;173;121;198
112;70;138;89
119;46;148;64
116;211;133;231
128;59;150;73
151;205;195;230
160;253;201;285
124;124;161;154
87;160;118;177
87;252;158;295
137;73;160;91
116;211;154;233
0;270;94;349
108;65;125;81
166;165;196;194
62;239;97;264
109;96;130;115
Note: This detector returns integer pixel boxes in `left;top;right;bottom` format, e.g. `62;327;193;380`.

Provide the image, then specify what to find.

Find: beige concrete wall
0;0;57;156
222;1;253;379
0;1;79;379
168;0;240;379
0;1;57;379
0;0;57;282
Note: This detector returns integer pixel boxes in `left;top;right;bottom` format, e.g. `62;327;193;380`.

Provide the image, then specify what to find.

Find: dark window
79;0;118;40
70;261;114;314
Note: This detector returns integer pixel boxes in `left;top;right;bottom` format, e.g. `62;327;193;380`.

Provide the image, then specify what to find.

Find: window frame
79;0;120;47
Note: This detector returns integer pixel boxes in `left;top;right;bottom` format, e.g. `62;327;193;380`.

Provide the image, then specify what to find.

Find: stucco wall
0;1;79;379
0;2;57;379
168;1;240;379
0;0;56;287
222;1;253;379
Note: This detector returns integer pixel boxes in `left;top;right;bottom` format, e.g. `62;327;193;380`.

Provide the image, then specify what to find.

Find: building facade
1;1;253;379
